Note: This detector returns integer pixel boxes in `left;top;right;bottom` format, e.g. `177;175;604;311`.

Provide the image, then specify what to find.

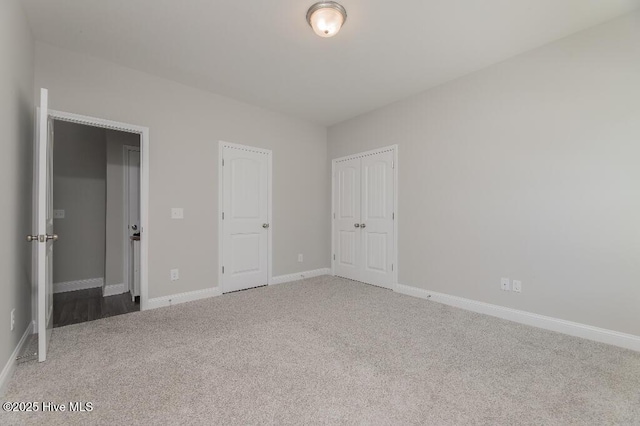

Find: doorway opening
50;120;141;327
32;89;150;362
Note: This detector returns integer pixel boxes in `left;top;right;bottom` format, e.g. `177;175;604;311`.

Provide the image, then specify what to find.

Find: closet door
360;151;395;289
334;157;361;282
333;148;396;289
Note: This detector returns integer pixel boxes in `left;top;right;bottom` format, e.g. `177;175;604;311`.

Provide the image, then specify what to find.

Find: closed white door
333;148;395;289
334;157;361;281
360;151;395;288
222;146;270;293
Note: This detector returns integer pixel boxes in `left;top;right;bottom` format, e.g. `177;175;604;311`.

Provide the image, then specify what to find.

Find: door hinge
392;264;394;272
222;266;225;274
392;160;394;169
392;212;395;220
222;158;225;166
333;213;335;219
333;254;335;261
222;212;225;220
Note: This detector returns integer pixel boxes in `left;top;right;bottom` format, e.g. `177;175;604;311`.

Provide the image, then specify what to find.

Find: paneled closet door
333;149;395;288
334;157;361;282
360;150;395;289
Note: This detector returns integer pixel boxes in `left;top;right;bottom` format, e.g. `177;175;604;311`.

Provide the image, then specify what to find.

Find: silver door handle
26;234;58;242
360;223;366;229
354;223;360;228
262;223;270;229
131;225;138;231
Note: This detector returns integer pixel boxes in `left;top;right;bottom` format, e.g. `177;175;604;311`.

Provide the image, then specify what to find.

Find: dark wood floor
53;288;140;328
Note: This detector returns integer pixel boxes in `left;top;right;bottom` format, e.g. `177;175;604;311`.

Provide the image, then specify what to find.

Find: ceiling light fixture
306;2;347;38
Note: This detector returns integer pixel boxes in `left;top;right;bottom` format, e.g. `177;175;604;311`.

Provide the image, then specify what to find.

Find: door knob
360;223;366;229
26;234;58;242
354;223;360;228
262;223;270;229
131;224;138;231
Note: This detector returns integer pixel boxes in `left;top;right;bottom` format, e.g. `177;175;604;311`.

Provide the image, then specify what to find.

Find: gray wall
35;42;330;299
0;0;34;386
328;12;640;336
52;121;107;284
105;130;140;288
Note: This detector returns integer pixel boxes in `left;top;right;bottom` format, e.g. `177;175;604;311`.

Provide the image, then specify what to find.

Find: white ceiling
22;0;640;126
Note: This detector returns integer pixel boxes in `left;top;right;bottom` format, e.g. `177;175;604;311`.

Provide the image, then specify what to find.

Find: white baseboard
54;277;103;294
0;321;34;397
103;283;126;297
146;268;332;311
146;287;222;310
270;268;332;285
395;284;640;352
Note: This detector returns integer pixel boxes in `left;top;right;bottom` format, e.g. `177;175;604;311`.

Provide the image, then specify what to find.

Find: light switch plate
171;208;184;219
53;210;65;219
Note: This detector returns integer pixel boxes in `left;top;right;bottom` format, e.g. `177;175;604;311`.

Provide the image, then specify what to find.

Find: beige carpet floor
2;276;639;425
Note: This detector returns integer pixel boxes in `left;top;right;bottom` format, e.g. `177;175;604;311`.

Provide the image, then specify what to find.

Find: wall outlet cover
170;269;180;281
501;277;510;291
512;280;522;293
53;209;65;219
171;208;184;219
297;254;303;263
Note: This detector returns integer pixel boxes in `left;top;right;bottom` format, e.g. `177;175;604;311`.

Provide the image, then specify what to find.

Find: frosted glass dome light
306;2;347;38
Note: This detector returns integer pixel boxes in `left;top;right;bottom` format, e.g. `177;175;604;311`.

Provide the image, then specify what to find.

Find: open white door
33;88;55;362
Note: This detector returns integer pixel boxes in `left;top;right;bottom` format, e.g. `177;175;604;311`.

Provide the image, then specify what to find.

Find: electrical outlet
10;309;15;331
171;208;184;219
170;269;180;281
297;254;303;263
500;277;510;291
512;280;522;293
53;209;65;219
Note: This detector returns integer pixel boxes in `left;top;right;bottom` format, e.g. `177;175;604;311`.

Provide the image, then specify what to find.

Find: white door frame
123;145;141;294
217;141;273;293
331;145;399;288
47;109;151;310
